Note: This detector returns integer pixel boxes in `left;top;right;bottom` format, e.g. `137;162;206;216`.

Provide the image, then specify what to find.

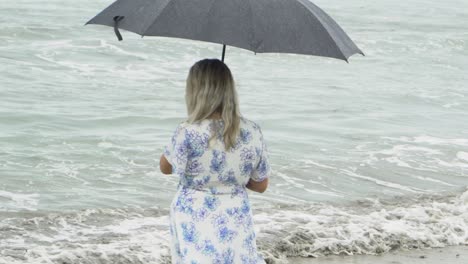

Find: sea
1;0;467;263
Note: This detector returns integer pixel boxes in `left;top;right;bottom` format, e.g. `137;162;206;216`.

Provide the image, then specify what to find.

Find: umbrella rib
295;0;347;60
201;0;218;43
247;0;257;52
140;0;175;37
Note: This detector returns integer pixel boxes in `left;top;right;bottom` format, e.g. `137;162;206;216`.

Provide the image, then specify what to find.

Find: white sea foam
99;40;150;60
254;188;468;262
435;158;468;170
359;135;468;177
340;169;425;193
0;191;40;212
457;151;468;162
1;189;466;263
414;136;468;147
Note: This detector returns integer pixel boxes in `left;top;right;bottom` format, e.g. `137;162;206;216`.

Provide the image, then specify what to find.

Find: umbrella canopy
86;0;363;62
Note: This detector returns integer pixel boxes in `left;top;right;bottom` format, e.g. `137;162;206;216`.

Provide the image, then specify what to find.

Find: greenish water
0;0;467;263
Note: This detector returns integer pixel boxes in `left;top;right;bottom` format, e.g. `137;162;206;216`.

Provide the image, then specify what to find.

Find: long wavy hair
185;59;241;150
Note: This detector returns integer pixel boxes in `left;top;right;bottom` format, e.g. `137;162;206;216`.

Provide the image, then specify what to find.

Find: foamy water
1;0;467;263
1;190;467;263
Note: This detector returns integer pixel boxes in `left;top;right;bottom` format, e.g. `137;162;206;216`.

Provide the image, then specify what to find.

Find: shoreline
289;245;468;264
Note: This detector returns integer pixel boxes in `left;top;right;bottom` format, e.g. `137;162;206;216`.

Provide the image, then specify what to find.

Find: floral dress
163;117;270;264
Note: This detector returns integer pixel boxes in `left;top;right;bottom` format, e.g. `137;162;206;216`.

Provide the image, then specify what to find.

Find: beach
292;245;468;264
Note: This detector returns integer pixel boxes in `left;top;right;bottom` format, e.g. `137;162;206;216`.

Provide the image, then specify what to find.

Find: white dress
163;117;270;264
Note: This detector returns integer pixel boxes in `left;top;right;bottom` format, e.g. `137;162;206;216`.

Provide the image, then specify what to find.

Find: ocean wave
0;191;39;212
255;187;468;262
0;188;466;263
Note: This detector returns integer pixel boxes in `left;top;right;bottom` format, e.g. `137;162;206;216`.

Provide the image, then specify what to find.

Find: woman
160;58;270;264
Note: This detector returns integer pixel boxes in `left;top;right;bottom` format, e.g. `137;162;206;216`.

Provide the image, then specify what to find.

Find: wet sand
290;245;468;264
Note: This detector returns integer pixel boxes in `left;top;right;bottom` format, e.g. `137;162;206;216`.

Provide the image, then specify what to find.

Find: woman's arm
159;154;172;175
246;178;268;193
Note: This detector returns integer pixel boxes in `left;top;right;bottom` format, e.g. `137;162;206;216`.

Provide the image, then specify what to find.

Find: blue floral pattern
164;117;270;264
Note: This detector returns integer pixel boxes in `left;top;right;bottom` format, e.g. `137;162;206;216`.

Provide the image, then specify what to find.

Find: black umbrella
86;0;363;62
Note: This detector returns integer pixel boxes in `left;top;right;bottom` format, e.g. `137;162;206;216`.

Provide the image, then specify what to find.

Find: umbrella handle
113;16;125;41
221;44;226;62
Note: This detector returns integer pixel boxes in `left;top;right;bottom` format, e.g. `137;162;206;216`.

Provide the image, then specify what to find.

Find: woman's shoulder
175;119;212;134
175;117;263;133
170;120;194;135
240;116;262;132
178;120;190;128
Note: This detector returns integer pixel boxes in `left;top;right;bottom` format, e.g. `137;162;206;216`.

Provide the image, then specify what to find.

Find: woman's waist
177;182;247;196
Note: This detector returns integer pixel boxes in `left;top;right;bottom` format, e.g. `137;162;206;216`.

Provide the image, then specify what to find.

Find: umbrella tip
358;48;365;57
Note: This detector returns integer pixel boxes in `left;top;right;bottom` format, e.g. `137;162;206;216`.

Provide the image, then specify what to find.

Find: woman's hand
246;178;268;193
160;154;172;174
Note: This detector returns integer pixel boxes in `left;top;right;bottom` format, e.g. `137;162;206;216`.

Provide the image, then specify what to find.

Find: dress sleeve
163;123;189;176
250;126;271;182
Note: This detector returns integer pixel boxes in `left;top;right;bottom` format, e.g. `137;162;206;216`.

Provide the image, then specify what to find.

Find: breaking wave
1;188;466;264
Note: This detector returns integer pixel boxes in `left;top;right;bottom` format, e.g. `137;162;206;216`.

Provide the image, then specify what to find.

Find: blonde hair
185;59;241;150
